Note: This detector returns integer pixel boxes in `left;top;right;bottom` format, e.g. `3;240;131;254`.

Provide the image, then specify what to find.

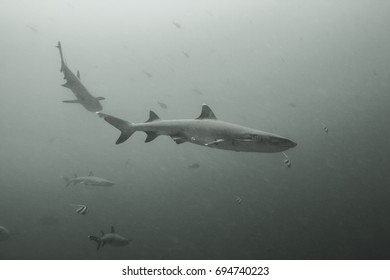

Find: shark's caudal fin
88;235;102;250
97;112;135;144
61;176;71;187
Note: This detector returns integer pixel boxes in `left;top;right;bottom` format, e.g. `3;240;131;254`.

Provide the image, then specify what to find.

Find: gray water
1;0;389;259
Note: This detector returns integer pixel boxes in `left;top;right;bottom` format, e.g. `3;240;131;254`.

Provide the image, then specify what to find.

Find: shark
97;104;297;153
61;172;115;187
88;226;131;250
56;41;105;112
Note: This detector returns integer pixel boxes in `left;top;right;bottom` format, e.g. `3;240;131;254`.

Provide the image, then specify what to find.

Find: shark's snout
272;136;297;149
289;140;298;148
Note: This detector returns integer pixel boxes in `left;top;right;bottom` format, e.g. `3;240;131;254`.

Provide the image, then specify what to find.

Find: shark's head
266;135;297;150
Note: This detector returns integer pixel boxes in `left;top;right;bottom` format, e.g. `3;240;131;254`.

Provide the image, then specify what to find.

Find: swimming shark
97;104;297;153
56;41;105;112
61;172;115;187
88;226;131;250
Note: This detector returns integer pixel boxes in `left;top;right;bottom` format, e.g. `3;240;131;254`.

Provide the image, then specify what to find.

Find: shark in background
61;172;115;187
88;226;131;250
56;41;105;112
97;104;297;153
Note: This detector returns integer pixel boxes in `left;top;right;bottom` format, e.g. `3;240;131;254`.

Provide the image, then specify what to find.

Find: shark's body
88;226;131;250
61;172;114;187
98;104;297;153
56;41;105;112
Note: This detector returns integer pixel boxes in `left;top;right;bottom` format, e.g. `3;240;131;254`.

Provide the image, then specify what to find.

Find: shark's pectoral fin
205;139;224;146
61;82;71;88
96;97;105;101
171;136;187;144
145;131;159;143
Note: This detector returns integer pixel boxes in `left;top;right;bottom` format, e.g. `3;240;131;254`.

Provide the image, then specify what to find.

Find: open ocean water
0;0;390;260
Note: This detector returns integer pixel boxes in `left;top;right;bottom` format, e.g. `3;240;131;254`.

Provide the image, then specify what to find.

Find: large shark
61;172;115;187
97;104;297;153
88;226;131;250
56;41;105;112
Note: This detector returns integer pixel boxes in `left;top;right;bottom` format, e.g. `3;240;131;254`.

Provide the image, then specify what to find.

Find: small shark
56;41;105;112
88;226;131;250
61;172;115;187
97;104;297;153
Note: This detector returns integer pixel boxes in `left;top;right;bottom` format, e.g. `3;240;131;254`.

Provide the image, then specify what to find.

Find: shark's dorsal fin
88;171;93;176
101;231;105;236
146;111;160;122
74;174;77;178
111;226;115;233
196;104;217;120
77;70;80;79
145;131;158;143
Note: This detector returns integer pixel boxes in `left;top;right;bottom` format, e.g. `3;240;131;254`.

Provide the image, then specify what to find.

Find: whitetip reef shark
97;104;297;153
61;172;115;187
56;41;105;112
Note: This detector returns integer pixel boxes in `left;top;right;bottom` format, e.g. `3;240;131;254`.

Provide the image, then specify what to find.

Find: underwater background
1;0;390;259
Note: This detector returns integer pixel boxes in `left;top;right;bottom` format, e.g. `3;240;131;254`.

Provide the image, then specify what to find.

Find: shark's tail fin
88;235;102;250
97;112;135;144
61;176;71;187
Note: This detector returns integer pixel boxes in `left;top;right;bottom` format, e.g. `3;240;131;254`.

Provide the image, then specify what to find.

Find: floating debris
182;52;190;58
282;152;291;168
26;24;38;33
72;204;89;215
235;196;242;205
188;163;200;169
143;71;153;78
320;122;328;133
157;101;168;109
192;89;202;95
288;102;297;108
172;22;181;29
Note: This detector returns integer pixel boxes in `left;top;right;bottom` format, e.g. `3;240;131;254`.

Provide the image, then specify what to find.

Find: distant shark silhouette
88;226;131;250
56;41;105;112
98;104;297;153
61;172;115;187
